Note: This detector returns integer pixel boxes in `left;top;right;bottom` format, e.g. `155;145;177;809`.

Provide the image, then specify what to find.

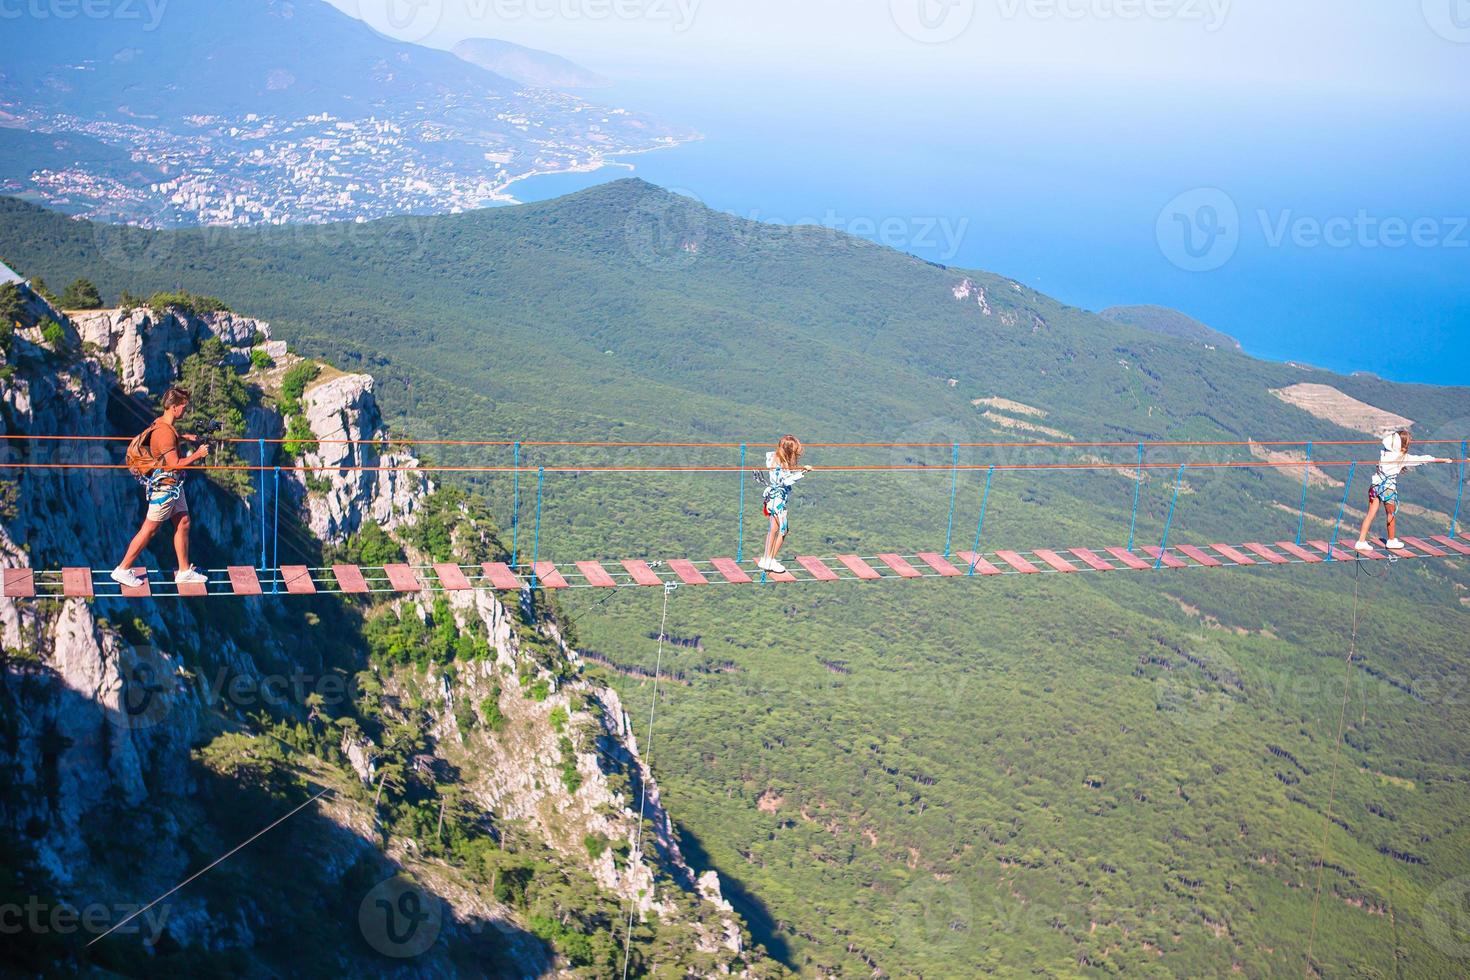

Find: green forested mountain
2;183;1469;977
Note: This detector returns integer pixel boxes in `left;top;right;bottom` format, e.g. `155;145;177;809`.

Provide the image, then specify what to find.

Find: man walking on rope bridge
111;387;211;587
1354;429;1452;553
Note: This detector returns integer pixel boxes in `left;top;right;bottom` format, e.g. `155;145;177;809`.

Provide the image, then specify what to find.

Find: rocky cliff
0;282;770;977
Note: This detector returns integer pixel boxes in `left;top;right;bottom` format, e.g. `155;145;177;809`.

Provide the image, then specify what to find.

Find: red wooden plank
621;560;663;587
332;564;370;593
434;564;473;590
1431;535;1470;556
1176;545;1223;567
281;565;317;594
1306;539;1365;562
1274;541;1323;563
876;554;923;578
176;575;209;597
226;566;262;596
1401;536;1448;558
529;562;568;589
709;557;753;584
836;555;882;580
1209;544;1257;566
1032;549;1079;573
575;560;618;587
2;568;35;598
666;559;709;585
62;567;94;598
383;564;423;592
1243;542;1290;565
1104;546;1154;571
794;555;840;581
481;562;522;590
1068;548;1115;571
955;552;1003;576
761;566;797;583
915;552;963;577
995;550;1041;573
119;567;150;598
1142;547;1188;570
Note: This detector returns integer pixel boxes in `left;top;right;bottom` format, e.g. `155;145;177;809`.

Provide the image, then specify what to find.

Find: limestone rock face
295;372;428;543
70;306;267;394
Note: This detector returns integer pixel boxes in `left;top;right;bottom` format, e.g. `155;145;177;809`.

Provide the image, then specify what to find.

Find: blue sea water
508;75;1469;387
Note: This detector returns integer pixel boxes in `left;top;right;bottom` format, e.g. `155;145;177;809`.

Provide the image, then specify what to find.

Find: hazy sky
330;0;1469;97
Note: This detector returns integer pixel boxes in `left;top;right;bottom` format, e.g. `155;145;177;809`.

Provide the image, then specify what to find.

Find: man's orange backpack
125;421;172;482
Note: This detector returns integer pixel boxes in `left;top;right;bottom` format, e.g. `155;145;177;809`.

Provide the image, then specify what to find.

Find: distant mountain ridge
453;37;611;90
1099;304;1242;350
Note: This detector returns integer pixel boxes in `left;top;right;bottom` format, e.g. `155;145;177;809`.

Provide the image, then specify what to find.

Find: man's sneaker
767;559;787;575
175;567;208;585
1353;540;1373;553
110;567;143;588
1385;538;1406;550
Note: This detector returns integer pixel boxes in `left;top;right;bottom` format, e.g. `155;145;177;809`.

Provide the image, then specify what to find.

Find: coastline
487;133;703;205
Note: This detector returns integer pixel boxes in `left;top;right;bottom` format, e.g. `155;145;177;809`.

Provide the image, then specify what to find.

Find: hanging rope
1304;560;1365;975
511;441;521;567
1453;441;1465;539
272;466;281;592
944;443;959;558
1154;464;1186;570
1296;442;1313;546
622;582;676;980
528;467;544;590
258;438;267;571
1127;442;1144;551
736;443;747;562
1326;462;1357;561
967;465;995;576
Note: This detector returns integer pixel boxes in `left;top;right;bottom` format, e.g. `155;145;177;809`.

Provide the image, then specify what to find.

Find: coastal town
1;94;691;227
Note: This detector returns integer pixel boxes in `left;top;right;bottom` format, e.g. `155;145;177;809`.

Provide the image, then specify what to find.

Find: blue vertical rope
271;466;281;592
511;441;521;567
1127;442;1144;551
967;465;995;576
1326;462;1357;562
737;443;747;562
258;438;267;571
529;467;544;591
1154;464;1186;570
944;443;960;557
1453;441;1466;539
1296;441;1312;546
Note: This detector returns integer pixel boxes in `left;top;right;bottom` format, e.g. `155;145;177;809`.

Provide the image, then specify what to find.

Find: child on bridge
1354;429;1452;553
758;435;813;574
